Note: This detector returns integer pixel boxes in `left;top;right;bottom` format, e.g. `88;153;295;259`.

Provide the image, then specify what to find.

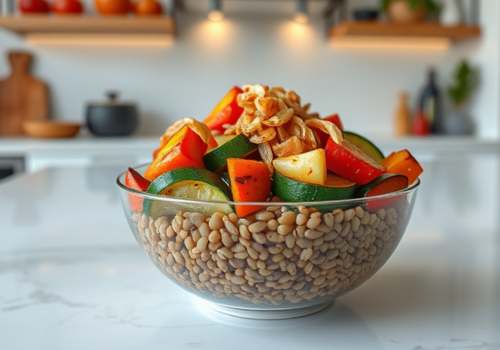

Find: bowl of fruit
117;84;422;319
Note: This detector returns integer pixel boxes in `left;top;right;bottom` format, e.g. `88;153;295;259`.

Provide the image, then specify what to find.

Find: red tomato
95;0;130;15
19;0;50;13
135;0;163;15
52;0;84;14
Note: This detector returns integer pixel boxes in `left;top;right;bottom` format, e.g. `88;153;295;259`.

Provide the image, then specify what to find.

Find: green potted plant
444;60;477;135
380;0;440;23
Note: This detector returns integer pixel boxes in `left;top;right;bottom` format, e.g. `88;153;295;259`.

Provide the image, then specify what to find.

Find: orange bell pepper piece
125;167;150;212
145;127;207;181
383;149;423;184
153;119;216;159
227;158;271;217
204;87;244;133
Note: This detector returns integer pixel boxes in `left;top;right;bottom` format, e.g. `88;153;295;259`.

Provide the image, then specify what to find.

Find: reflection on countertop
0;155;499;350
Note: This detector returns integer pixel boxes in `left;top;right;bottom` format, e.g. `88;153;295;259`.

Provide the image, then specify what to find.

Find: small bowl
117;164;420;319
23;120;81;139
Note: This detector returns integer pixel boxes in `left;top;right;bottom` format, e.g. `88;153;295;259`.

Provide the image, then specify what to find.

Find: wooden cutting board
0;51;50;136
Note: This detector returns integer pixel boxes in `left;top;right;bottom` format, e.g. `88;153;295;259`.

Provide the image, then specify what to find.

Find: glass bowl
117;164;420;319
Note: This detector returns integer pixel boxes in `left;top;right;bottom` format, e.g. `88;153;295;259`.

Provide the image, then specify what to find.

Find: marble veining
1;158;500;350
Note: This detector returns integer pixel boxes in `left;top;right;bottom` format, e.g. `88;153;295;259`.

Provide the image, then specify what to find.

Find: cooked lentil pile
133;204;404;306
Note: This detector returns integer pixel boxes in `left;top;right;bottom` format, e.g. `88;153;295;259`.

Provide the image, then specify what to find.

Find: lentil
134;203;404;306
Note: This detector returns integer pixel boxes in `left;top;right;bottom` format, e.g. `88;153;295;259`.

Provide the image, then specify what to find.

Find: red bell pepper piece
227;158;271;217
204;86;244;133
145;127;207;181
325;138;384;185
383;149;423;184
125;167;150;212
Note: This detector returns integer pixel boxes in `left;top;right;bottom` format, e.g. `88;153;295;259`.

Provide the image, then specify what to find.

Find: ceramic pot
441;0;465;25
442;106;474;135
387;0;426;23
86;91;138;137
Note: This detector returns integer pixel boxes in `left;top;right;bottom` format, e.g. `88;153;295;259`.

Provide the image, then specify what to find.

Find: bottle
394;91;411;137
418;68;443;134
412;111;431;136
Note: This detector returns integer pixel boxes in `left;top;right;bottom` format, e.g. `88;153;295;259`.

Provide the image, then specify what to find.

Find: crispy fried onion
249;127;276;144
272;136;304;157
262;107;294;127
225;84;336;168
161;118;213;145
258;142;274;171
305;118;343;144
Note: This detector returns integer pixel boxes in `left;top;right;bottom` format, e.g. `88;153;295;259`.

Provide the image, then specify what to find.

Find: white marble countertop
1;157;500;350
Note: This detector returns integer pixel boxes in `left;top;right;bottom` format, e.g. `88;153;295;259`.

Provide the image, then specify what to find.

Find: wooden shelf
330;21;481;49
0;15;175;46
331;21;480;40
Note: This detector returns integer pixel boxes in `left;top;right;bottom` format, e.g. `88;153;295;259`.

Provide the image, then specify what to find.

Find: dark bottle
418;69;443;134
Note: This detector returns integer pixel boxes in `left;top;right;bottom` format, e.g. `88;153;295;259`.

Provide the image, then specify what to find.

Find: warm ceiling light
294;0;309;24
208;0;224;22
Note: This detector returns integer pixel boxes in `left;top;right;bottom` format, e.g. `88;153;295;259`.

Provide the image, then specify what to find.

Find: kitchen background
0;0;498;175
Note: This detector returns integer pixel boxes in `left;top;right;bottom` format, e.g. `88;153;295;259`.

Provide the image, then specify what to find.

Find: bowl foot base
201;301;334;320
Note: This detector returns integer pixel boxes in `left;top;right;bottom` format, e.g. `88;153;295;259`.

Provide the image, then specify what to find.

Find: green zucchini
343;131;384;163
356;174;408;197
145;168;232;217
203;135;257;173
356;174;409;211
272;171;356;202
214;135;235;146
220;172;230;187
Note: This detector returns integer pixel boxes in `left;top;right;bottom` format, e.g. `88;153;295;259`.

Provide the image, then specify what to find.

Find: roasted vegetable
145;127;207;181
272;149;327;186
383;149;423;184
204;86;244;133
125;167;150;212
325;138;384;185
227;158;271;217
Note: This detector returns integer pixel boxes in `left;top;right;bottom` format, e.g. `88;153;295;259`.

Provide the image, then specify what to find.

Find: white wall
0;0;497;138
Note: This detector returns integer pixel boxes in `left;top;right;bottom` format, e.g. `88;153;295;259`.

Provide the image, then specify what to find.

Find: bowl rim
116;163;421;207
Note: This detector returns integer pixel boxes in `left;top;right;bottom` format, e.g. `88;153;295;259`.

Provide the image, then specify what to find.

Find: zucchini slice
343;131;384;163
272;171;356;202
145;168;232;217
203;135;257;173
356;174;408;197
214;135;235;146
356;174;408;211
